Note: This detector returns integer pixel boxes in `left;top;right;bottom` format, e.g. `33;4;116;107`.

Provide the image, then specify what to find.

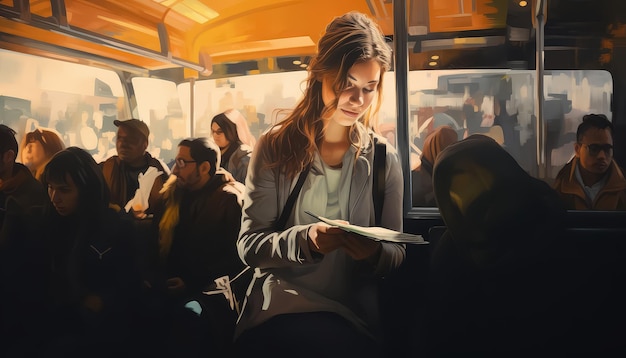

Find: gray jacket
235;126;405;340
224;144;252;184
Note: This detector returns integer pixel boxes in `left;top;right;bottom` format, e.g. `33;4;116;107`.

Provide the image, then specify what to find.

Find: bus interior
2;0;626;355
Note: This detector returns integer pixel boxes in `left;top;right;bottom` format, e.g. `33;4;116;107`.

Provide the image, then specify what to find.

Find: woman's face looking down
321;59;381;127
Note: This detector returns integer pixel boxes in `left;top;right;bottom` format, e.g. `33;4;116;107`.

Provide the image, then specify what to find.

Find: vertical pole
189;77;195;137
535;0;547;179
50;0;68;27
15;0;31;22
394;0;411;214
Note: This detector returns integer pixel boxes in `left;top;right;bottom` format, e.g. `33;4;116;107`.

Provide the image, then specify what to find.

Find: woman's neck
322;119;350;144
319;119;350;168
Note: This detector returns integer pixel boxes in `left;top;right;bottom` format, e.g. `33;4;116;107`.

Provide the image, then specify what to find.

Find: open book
305;211;428;245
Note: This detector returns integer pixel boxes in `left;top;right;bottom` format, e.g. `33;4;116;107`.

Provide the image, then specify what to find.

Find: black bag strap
275;165;311;230
373;138;386;226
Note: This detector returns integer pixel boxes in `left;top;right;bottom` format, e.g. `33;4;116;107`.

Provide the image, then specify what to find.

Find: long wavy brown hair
265;11;392;179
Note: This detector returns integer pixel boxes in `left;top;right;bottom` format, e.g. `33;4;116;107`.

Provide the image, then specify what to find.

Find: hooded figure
417;135;590;356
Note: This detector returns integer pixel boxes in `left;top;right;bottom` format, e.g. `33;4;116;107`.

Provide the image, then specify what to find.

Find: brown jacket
553;157;626;210
100;153;169;214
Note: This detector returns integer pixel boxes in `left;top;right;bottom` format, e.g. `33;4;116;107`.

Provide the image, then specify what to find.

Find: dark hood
432;134;566;268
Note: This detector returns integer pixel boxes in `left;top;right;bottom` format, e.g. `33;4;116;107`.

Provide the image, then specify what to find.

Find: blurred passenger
418;135;586;356
493;98;520;158
462;92;486;137
553;113;626;210
100;119;170;306
211;109;253;183
0;124;48;357
148;137;245;357
234;12;405;358
0;124;47;233
100;118;170;217
41;147;142;357
411;126;458;207
20;127;65;181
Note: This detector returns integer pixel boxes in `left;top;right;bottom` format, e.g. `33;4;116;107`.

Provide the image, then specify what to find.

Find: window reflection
408;69;613;207
132;77;186;166
1;49;614;212
0;49;126;164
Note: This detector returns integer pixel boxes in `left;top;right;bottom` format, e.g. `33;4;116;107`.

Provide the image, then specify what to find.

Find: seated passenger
20;127;65;181
553;113;626;210
100;118;170;216
40;147;142;356
462;92;488;137
100;119;170;308
210;109;253;183
148;137;246;357
0;124;47;234
418;134;593;355
0;125;48;357
411;125;458;207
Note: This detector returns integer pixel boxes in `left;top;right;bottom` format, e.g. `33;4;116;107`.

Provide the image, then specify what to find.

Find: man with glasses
553;114;626;210
146;137;245;356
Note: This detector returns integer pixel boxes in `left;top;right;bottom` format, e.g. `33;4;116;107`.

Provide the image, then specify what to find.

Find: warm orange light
428;61;438;66
210;36;316;58
519;0;528;7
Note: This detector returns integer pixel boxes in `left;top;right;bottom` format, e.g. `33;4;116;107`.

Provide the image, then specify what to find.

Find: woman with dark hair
40;147;141;356
211;109;252;183
20;127;65;181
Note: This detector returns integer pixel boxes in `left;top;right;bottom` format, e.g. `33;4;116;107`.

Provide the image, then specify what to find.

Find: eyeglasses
581;143;613;156
174;158;197;169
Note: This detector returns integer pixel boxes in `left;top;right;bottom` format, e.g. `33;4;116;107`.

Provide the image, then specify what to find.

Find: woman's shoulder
252;127;281;157
367;130;400;158
239;142;253;152
259;124;283;140
235;143;253;158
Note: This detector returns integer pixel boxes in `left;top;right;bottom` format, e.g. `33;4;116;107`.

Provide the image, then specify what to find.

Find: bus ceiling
0;0;394;77
0;0;619;76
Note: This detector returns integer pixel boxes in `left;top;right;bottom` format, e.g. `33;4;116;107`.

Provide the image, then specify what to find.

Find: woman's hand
341;233;382;261
308;223;347;254
308;222;382;261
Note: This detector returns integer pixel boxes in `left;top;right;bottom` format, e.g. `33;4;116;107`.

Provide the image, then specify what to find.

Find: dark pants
235;311;381;358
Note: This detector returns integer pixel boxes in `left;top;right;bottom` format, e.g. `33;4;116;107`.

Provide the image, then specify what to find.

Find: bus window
0;48;127;163
132;77;187;166
174;71;397;152
408;69;613;208
183;72;308;143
